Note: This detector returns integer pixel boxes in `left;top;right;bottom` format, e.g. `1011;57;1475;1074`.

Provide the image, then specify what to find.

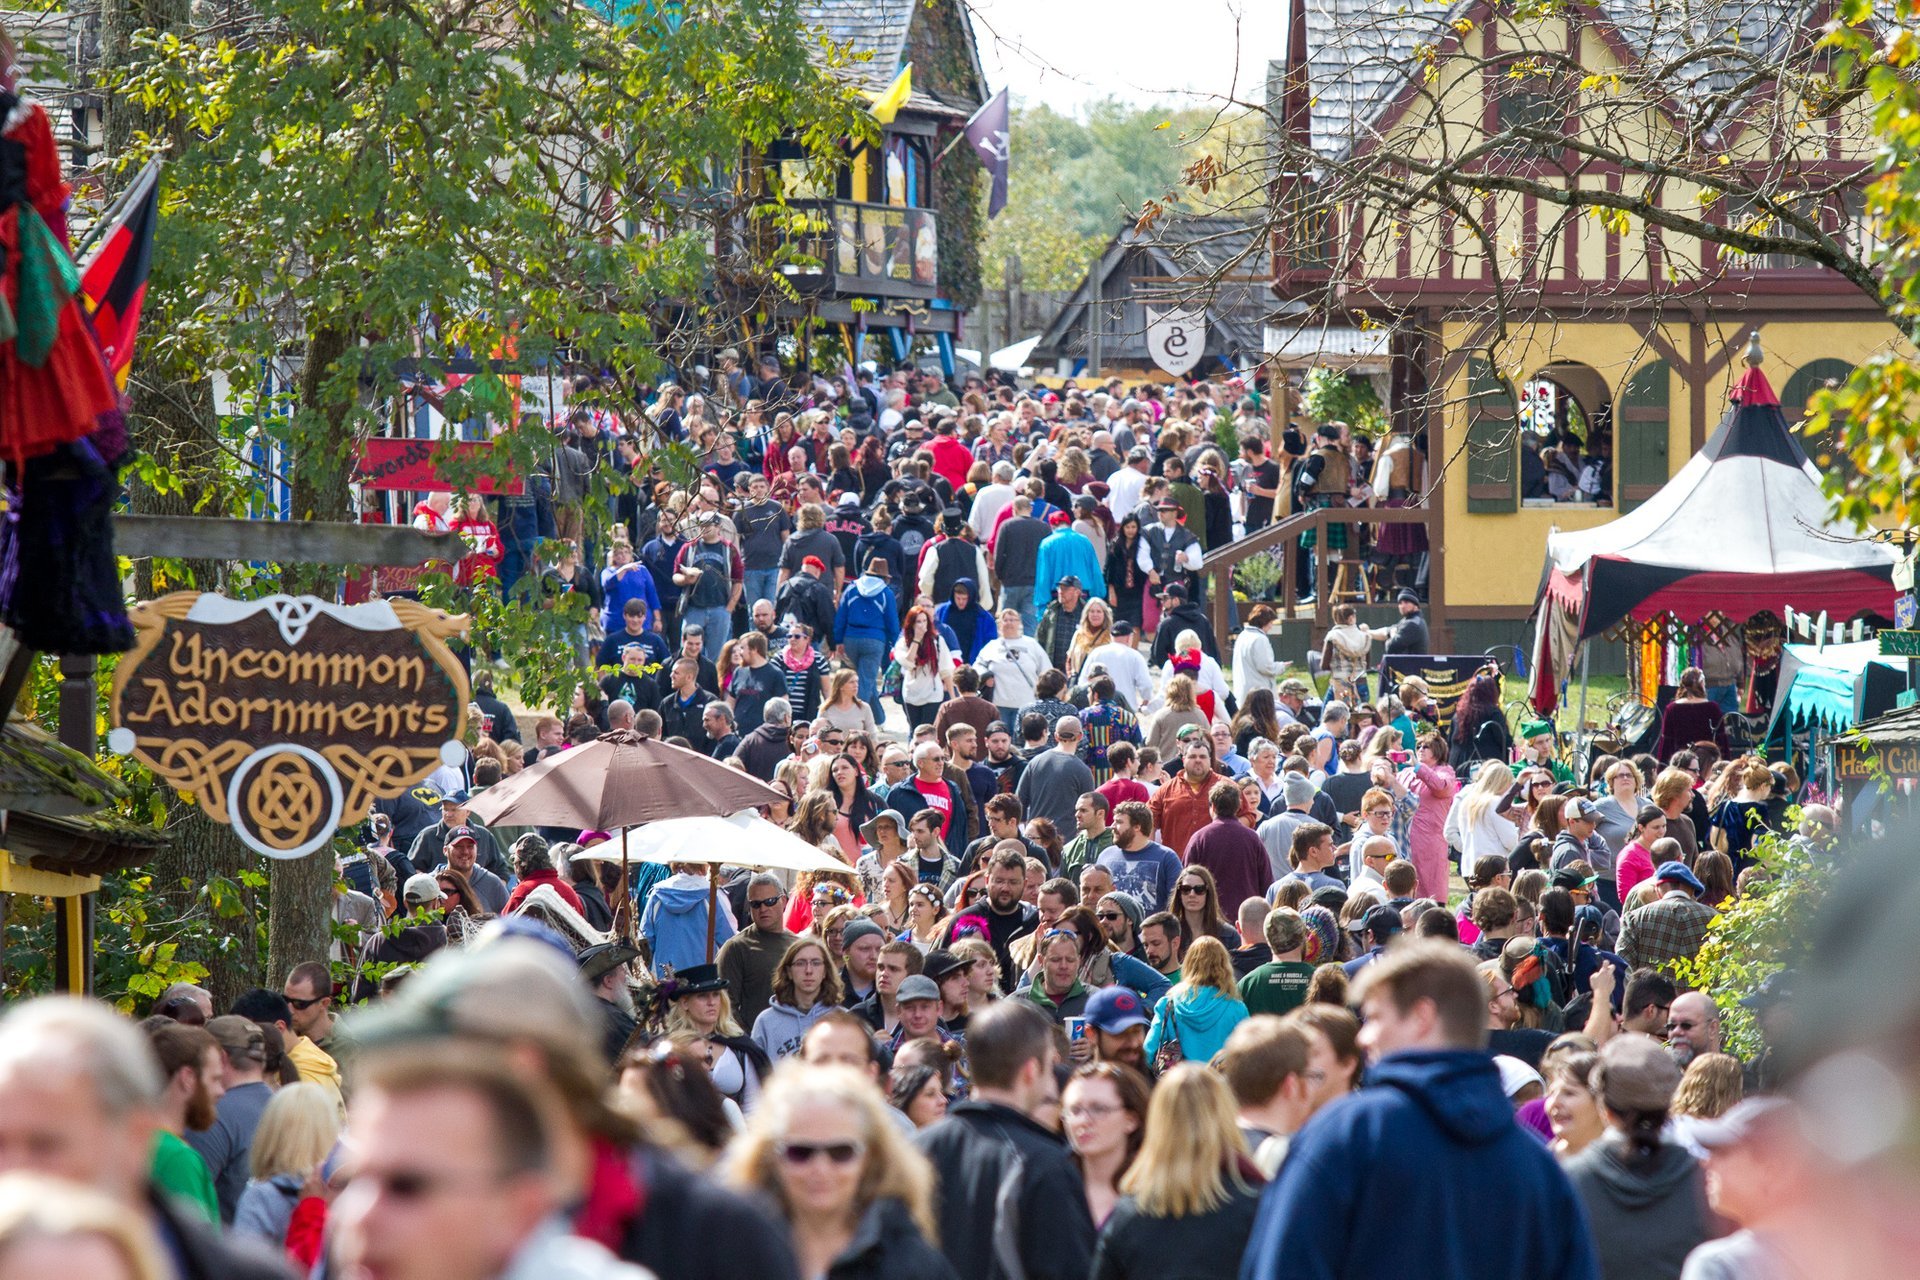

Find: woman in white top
973;608;1050;717
1163;628;1230;718
1232;604;1285;704
1443;760;1519;871
890;605;956;733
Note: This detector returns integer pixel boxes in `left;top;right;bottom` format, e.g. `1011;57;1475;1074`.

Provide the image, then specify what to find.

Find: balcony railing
771;199;940;301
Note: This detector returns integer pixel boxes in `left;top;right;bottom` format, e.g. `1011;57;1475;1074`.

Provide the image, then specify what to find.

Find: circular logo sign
226;744;346;860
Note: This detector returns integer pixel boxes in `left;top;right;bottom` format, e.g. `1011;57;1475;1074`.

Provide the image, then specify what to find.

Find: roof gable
799;0;987;118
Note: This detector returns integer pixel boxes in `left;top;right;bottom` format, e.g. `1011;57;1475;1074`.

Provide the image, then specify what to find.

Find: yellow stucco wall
1436;316;1910;613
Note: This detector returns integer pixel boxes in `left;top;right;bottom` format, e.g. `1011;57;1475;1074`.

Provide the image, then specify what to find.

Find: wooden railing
1198;507;1434;648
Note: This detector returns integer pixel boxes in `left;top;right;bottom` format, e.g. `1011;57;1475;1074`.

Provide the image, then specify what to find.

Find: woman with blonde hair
1443;760;1519;871
1066;597;1115;679
950;935;1001;1002
1143;937;1248;1068
0;1174;168;1280
1144;675;1210;759
1089;1064;1260;1280
727;1064;949;1280
233;1082;341;1252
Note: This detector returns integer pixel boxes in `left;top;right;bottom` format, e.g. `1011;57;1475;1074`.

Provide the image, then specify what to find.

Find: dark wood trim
1424;313;1450;650
1689;322;1708;452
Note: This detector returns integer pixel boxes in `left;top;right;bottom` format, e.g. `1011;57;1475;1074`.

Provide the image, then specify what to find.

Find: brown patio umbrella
466;729;786;947
466;729;783;830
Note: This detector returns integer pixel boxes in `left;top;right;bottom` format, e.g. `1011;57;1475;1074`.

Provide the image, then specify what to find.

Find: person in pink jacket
1613;805;1667;905
1398;734;1459;902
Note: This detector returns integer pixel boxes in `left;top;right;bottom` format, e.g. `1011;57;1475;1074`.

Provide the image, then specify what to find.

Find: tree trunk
267;321;359;981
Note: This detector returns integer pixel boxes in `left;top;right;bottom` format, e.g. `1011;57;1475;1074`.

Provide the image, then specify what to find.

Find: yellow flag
868;62;911;124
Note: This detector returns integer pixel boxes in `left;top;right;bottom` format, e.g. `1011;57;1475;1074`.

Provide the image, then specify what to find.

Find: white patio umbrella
574;812;853;961
573;813;849;874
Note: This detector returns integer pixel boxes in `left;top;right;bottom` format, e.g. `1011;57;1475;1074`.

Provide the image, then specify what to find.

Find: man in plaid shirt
1615;862;1719;969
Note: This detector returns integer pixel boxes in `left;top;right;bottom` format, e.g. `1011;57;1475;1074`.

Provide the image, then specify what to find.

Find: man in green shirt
1239;907;1318;1017
1058;791;1116;880
146;1020;226;1225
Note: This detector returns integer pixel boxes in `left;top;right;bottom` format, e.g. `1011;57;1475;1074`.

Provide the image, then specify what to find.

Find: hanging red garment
0;99;117;464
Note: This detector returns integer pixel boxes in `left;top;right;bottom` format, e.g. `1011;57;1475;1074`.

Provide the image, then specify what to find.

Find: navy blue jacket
1240;1049;1599;1280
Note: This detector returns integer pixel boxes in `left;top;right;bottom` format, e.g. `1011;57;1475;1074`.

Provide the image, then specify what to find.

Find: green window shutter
1464;357;1518;513
1618;360;1670;513
1781;358;1856;479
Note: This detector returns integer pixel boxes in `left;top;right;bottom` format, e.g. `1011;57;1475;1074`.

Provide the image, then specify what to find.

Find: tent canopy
1766;640;1909;744
1540;362;1895;641
1530;357;1896;711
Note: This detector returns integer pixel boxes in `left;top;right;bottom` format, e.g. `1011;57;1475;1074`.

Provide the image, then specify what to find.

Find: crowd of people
0;359;1894;1280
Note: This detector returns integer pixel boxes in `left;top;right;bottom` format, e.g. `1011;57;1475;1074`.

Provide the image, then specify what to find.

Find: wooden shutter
1464;357;1518;513
1618;360;1670;513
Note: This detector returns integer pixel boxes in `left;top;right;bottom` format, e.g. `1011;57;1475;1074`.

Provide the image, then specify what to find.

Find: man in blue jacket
1241;939;1600;1280
832;556;900;718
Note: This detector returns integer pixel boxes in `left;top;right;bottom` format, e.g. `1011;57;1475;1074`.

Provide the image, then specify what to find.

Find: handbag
1153;1000;1186;1073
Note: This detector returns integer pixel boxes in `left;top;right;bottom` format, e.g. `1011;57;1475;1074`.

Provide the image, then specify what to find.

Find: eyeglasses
1095;911;1122;921
1063;1102;1122;1120
1366;807;1391;817
1668;1019;1702;1033
284;994;326;1011
1491;985;1517;1000
776;1139;865;1166
747;897;783;910
1179;884;1208;897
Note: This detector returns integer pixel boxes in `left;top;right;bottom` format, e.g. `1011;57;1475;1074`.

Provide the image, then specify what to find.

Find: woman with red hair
891;604;955;732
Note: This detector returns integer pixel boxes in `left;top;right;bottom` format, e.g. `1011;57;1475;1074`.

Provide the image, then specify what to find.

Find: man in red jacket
501;835;586;916
1149;737;1248;856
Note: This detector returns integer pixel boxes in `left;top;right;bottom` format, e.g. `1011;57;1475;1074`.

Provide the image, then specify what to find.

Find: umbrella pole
706;864;720;964
618;829;632;943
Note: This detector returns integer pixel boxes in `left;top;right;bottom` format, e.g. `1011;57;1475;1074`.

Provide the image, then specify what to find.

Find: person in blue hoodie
935;578;995;663
833;556;900;719
640;861;738;978
1143;937;1248;1067
1240;939;1600;1280
1032;511;1107;607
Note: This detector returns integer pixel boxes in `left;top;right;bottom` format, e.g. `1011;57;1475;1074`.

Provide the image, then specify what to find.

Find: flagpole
73;158;163;264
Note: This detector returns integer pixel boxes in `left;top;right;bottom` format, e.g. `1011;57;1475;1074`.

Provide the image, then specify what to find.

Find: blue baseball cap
1654;861;1706;896
1085;985;1150;1033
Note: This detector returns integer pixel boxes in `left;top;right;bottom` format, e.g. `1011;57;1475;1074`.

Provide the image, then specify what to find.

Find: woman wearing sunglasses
1170;867;1240;955
728;1064;950;1280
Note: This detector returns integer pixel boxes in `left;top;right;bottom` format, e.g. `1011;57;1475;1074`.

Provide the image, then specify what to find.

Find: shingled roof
799;0;987;118
1290;0;1811;159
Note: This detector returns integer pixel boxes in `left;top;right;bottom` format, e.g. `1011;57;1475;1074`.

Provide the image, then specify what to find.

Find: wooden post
53;654;97;993
616;827;633;942
705;863;721;964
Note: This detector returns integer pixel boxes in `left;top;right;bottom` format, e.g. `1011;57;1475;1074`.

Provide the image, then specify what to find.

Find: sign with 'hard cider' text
108;594;471;859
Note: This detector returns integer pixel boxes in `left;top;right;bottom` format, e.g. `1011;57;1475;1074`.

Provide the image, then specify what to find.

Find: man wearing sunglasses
715;873;798;1028
334;1049;653;1280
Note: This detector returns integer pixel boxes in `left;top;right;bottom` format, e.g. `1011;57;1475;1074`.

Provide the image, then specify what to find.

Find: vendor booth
1767;639;1909;756
1531;340;1897;729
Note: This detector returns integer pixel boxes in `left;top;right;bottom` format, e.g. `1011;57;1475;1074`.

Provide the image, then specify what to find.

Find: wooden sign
1833;738;1920;783
107;594;471;859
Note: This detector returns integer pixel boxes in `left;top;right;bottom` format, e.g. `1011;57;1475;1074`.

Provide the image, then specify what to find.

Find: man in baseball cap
1343;905;1404;978
891;975;948;1053
1084;985;1152;1076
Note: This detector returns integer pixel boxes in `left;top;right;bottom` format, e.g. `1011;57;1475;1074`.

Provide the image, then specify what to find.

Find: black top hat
664;963;728;996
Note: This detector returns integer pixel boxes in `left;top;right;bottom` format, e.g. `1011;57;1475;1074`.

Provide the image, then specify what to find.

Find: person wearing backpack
832;557;900;719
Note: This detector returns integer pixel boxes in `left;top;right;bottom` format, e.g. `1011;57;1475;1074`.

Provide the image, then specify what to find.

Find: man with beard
579;941;643;1065
411;789;507;881
944;848;1037;993
1084;985;1152;1078
0;1001;290;1278
1667;991;1725;1067
715;874;799;1027
981;720;1026;797
145;1020;228;1224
